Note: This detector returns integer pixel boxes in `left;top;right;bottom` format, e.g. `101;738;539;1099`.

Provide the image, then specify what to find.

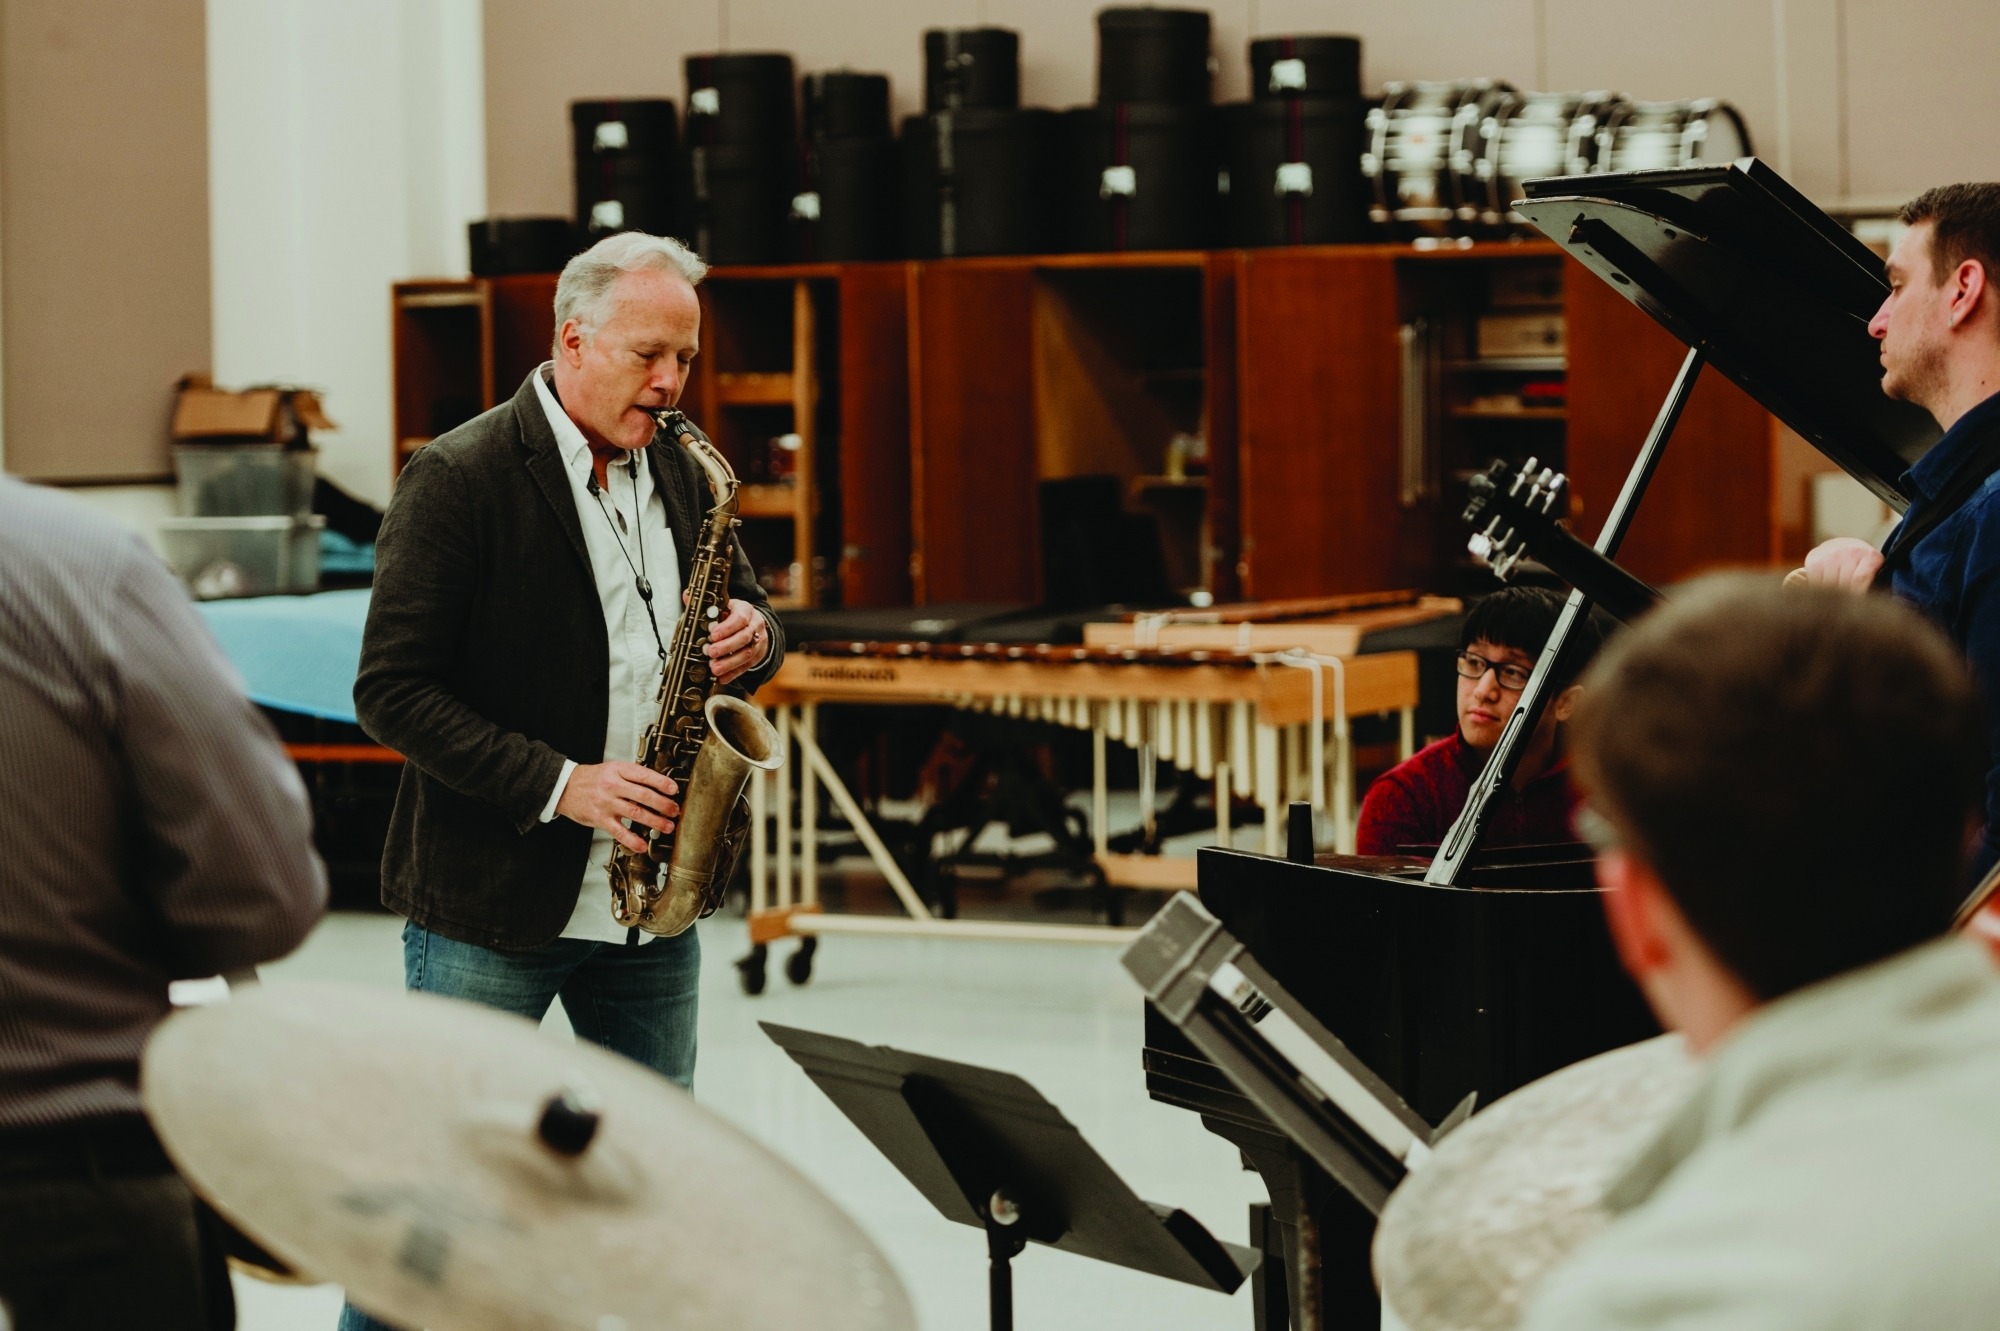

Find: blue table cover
196;588;370;724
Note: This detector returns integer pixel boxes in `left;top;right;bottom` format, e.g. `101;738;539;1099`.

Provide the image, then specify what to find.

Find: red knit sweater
1355;732;1583;856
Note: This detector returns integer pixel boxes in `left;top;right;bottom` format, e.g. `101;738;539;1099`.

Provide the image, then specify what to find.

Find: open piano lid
1517;157;1940;510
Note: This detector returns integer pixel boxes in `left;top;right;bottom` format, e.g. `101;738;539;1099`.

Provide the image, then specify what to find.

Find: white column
205;0;486;509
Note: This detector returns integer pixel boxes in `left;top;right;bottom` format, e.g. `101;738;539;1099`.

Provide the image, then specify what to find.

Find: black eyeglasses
1454;650;1534;692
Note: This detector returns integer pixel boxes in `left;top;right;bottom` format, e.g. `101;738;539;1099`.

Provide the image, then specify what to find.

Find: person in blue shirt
1805;183;2000;880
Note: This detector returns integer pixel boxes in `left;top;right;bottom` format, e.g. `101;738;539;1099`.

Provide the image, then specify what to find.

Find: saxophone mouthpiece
648;407;690;438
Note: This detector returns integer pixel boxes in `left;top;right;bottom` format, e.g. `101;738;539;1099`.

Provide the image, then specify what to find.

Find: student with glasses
1356;586;1604;855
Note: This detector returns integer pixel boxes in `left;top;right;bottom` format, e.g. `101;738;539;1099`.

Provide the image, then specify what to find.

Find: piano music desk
745;648;1420;950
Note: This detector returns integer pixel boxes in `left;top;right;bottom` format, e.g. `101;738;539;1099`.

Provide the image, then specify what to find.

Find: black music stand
761;1022;1258;1331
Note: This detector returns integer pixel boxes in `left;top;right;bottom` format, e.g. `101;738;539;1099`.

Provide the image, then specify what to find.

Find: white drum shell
1365;79;1515;234
1599;98;1751;174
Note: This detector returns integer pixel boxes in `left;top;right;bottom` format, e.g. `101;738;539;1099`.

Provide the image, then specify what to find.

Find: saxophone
607;409;784;937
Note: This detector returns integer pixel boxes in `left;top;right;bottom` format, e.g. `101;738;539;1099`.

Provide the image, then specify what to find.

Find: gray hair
551;231;708;344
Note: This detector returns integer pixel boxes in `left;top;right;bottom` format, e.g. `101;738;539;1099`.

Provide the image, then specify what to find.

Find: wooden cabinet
1230;243;1773;599
909;252;1240;605
391;265;911;609
680;269;830;610
906;261;1039;603
391;275;557;475
394;246;1775;613
834;264;914;607
1235;247;1404;598
1565;265;1773;585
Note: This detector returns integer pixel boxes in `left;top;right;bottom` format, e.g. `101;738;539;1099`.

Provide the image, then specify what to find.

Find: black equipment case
570;99;681;240
683;53;797;265
900;107;1060;258
1248;34;1362;100
803;70;891;141
923;27;1020;110
467;217;579;276
687;143;795;265
1060;102;1220;252
1095;7;1212;105
1220;96;1369;246
682;52;797;146
797;136;899;261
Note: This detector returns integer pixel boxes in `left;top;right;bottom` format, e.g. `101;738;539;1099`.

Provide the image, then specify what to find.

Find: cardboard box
1476;312;1567;359
172;372;334;447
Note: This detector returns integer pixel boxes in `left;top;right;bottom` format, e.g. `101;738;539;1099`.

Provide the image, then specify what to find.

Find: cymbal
1373;1035;1695;1331
142;981;914;1331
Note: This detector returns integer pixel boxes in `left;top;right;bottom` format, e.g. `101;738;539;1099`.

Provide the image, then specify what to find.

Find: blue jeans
337;921;700;1331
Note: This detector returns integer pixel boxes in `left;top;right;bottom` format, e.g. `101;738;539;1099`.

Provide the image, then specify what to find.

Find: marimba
744;640;1421;956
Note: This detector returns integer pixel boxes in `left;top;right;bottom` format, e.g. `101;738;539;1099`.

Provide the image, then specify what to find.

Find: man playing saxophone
352;228;784;1314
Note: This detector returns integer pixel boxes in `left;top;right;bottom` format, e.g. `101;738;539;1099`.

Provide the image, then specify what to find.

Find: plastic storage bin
173;444;317;518
159;515;325;599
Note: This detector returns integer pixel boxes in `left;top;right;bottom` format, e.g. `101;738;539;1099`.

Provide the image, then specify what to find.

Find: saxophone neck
651;408;740;514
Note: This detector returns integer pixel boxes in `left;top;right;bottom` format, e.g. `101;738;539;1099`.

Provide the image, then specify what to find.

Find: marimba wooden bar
746;643;1420;950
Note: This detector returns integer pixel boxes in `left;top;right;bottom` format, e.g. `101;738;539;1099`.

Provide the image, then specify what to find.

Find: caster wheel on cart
736;944;769;996
785;936;818;986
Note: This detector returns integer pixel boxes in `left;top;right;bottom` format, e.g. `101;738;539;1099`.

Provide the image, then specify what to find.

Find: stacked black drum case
571;99;682;242
683;53;797;265
1220;35;1368;246
467;217;579;276
795;71;899;261
1062;7;1219;253
902;28;1059;258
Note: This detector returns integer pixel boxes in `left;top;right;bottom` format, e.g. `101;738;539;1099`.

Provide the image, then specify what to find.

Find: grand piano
1143;159;1944;1330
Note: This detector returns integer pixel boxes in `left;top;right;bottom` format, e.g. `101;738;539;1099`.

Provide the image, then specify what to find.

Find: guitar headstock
1463;457;1571;581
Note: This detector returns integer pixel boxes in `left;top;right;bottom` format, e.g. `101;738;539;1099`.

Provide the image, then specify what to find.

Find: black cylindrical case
804;71;892;141
1059;102;1219;252
1248;35;1362;100
687;144;794;265
468;218;580;275
576;160;680;240
900;108;1059;258
684;52;797;146
571;99;682;239
1219;97;1368;246
797;137;900;261
923;28;1021;110
570;99;679;159
1096;7;1211;106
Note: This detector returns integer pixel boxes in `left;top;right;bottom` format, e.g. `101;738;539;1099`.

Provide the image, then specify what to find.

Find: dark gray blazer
355;370;783;949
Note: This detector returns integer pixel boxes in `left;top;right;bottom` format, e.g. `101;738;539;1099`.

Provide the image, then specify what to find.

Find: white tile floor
233;908;1269;1331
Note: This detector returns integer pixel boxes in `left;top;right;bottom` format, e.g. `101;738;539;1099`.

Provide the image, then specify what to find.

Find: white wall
206;0;486;509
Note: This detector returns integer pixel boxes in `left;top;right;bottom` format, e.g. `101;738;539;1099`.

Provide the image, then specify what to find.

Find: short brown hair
1572;575;1983;1000
1899;182;2000;288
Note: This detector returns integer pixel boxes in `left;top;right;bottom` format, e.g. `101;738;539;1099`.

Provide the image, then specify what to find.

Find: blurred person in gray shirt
0;478;326;1330
1519;576;2000;1331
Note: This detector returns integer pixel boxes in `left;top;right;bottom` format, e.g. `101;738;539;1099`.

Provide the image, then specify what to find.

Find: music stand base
987;1216;1027;1331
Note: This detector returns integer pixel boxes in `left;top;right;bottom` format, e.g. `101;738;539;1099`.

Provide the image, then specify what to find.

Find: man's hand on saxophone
557;763;681;854
698;594;772;685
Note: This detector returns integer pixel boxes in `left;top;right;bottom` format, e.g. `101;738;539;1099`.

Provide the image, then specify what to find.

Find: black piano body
1143;159;1945;1329
1145;846;1656;1327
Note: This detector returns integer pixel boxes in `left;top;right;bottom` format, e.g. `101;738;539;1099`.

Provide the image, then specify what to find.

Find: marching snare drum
1596;98;1751;174
1456;91;1627;234
1365;79;1515;236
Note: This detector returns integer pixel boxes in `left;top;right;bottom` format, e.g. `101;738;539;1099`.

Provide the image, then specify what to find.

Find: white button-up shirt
531;366;681;944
